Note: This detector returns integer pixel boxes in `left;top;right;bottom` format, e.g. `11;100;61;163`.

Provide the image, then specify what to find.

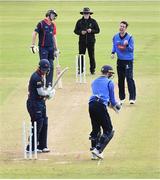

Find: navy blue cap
101;65;114;74
39;59;50;72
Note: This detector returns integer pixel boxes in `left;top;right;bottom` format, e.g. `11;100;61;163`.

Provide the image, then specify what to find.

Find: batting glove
111;53;115;59
30;45;39;54
47;89;56;100
54;49;60;58
113;103;122;113
47;85;52;91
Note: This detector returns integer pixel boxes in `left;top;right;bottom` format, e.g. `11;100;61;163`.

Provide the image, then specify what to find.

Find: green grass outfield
0;0;160;178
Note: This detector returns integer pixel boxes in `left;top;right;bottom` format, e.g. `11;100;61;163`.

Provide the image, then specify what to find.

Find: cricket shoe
91;148;103;160
91;153;98;160
42;148;50;153
120;99;125;105
129;100;135;104
36;149;43;153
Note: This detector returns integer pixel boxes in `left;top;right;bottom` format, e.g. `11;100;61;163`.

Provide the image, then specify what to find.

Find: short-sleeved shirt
112;33;134;61
35;18;56;47
89;76;117;106
28;70;45;100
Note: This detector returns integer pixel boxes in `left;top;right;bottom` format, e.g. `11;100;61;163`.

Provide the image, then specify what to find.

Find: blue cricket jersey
112;33;134;61
89;76;117;106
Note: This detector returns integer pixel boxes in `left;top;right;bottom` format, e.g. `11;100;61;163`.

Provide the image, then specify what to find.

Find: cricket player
30;9;59;88
89;65;121;160
74;7;100;75
111;21;136;104
26;59;55;153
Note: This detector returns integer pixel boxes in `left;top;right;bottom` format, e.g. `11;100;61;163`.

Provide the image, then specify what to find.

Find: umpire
74;7;100;75
26;59;55;153
89;65;121;160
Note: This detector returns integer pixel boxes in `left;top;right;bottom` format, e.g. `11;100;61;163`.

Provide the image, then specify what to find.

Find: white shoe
37;149;43;153
42;148;50;153
91;153;98;160
129;100;135;104
91;148;103;160
120;99;125;105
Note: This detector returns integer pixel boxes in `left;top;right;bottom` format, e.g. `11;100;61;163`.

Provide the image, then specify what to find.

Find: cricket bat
55;54;63;88
52;67;69;89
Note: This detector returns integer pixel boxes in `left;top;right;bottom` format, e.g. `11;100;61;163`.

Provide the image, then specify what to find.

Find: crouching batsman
26;59;55;153
89;65;121;160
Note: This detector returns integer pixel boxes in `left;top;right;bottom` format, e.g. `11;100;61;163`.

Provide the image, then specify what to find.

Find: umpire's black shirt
74;16;100;43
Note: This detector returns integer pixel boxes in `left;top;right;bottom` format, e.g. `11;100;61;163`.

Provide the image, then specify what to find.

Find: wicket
76;54;86;83
22;121;37;160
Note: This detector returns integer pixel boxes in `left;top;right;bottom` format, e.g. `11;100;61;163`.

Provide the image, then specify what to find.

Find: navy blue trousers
117;60;136;100
27;99;48;150
39;46;54;87
89;101;113;139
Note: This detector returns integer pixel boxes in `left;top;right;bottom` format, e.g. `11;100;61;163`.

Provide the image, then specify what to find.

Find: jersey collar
44;18;52;25
119;32;128;39
36;69;45;77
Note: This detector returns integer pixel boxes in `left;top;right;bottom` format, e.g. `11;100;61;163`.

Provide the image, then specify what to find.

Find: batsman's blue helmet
39;59;50;72
101;65;114;74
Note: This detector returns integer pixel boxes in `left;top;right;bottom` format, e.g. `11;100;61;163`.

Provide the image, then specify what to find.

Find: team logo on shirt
37;81;42;85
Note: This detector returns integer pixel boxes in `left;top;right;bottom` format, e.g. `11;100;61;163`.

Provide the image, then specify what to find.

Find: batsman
26;59;55;153
88;65;121;160
30;9;59;88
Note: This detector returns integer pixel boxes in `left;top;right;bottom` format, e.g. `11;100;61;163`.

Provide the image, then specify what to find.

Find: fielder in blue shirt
111;21;136;105
89;65;121;160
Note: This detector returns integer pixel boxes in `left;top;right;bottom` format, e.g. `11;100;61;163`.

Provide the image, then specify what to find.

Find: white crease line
97;159;102;167
47;150;88;156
